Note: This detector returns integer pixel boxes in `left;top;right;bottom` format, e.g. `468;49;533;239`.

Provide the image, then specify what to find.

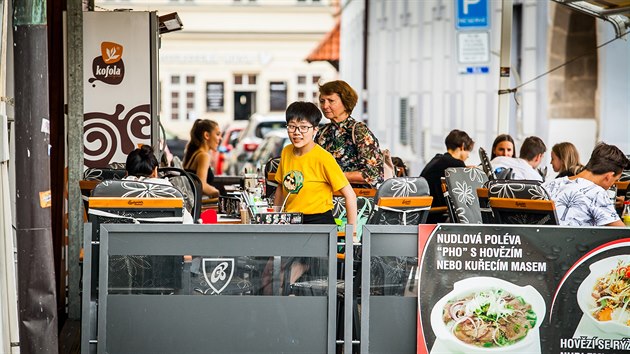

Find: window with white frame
296;74;321;103
168;74;196;121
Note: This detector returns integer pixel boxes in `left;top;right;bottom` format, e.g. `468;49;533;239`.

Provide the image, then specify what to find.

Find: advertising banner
83;12;155;168
418;224;630;354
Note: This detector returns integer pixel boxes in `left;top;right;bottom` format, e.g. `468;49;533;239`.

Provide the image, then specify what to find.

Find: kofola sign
89;41;125;86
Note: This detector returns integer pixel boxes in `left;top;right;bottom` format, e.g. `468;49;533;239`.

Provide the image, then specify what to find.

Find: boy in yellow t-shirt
274;101;357;225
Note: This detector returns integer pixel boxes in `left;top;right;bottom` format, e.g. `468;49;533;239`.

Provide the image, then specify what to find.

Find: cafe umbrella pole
12;0;59;353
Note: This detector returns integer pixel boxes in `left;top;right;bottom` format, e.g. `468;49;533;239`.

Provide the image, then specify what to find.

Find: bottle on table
622;200;630;227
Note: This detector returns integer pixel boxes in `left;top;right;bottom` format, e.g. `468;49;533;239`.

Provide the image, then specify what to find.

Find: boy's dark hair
286;101;322;126
126;145;158;177
445;129;474;151
519;136;546;161
584;142;630;175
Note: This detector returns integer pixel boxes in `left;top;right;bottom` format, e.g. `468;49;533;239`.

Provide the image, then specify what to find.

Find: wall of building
98;0;340;138
342;0;630;176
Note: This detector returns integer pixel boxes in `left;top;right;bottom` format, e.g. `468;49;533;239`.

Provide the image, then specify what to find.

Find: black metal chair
444;167;488;224
87;179;187;298
478;147;496;181
159;166;202;222
487;179;558;225
367;177;432;225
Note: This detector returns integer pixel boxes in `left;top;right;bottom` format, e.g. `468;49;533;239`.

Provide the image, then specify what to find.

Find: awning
306;22;339;71
553;0;630;36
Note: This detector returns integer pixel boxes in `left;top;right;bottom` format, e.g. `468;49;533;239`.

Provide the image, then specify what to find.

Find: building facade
98;0;340;138
340;0;630;175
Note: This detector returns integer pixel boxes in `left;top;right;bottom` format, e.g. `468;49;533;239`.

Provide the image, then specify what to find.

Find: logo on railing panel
202;258;234;295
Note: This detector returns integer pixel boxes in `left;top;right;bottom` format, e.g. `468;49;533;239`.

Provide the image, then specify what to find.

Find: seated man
420;129;474;222
543;142;630;226
491;136;546;181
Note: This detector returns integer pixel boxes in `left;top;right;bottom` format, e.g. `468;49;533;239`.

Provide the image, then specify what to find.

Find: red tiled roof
306;22;339;70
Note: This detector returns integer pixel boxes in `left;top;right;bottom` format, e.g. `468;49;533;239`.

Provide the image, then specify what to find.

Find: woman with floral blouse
315;80;384;188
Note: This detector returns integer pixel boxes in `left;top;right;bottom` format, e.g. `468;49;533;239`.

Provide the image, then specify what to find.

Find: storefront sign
417;224;630;354
206;82;225;112
83;12;156;168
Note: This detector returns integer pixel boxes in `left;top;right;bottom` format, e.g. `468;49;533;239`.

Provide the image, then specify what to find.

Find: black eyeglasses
286;125;314;133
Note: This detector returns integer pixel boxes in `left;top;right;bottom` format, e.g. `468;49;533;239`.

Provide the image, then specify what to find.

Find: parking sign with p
455;0;490;29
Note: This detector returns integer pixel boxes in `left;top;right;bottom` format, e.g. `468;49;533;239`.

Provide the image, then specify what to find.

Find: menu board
417;224;630;354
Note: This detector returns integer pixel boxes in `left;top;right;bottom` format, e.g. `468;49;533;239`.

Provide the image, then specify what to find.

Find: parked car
242;130;290;174
223;113;286;175
213;120;248;175
165;131;188;161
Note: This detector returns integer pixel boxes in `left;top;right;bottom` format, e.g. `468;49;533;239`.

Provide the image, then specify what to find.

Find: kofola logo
89;41;125;87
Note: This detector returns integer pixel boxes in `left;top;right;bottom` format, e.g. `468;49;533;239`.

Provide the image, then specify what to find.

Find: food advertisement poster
417;224;630;354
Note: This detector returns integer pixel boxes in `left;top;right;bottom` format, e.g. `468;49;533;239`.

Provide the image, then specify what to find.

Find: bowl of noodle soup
577;255;630;337
430;277;545;353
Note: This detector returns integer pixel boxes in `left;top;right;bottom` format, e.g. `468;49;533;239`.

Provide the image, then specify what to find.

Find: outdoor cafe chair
487;179;559;225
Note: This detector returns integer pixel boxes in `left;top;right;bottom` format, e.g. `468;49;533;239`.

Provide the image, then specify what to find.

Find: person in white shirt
543;142;630;226
492;136;546;181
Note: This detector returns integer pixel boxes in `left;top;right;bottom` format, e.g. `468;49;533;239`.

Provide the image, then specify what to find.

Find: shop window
186;91;195;112
270;81;287;111
206;82;224;112
399;98;408;146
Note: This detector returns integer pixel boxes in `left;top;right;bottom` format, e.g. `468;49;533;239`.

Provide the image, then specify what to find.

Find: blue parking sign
455;0;489;29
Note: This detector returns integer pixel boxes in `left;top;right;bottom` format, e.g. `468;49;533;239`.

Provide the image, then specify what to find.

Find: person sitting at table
124;145;193;224
420;129;474;222
274;101;357;225
490;134;516;159
550;142;583;178
315;80;384;187
543;142;630;226
492;136;546;181
182;119;222;198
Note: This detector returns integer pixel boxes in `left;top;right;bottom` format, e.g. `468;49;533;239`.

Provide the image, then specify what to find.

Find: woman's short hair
584;142;630;175
126;145;158;177
491;134;516;159
319;80;358;115
552;142;581;173
445;129;474;151
286;101;322;126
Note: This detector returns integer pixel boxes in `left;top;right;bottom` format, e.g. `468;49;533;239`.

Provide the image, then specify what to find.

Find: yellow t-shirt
275;144;349;215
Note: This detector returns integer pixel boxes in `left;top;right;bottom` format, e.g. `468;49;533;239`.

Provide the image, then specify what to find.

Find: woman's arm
195;153;220;198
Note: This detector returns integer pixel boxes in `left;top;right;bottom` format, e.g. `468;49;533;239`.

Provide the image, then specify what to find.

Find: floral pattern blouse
315;117;383;187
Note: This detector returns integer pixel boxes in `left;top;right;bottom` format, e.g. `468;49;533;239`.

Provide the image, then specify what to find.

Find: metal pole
66;0;84;319
497;0;513;133
12;0;59;352
1;0;19;350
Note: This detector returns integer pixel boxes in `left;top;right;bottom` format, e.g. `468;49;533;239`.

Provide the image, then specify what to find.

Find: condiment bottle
622;200;630;227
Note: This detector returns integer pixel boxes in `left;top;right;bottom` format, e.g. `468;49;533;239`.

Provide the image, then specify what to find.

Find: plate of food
576;255;630;337
430;277;545;354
